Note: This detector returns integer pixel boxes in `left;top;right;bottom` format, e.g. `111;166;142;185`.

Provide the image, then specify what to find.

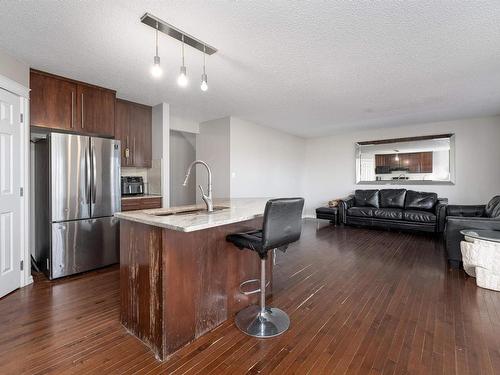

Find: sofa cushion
379;189;406;208
347;207;374;217
403;210;436;223
374;208;403;220
404;190;437;211
354;190;379;208
485;196;500;218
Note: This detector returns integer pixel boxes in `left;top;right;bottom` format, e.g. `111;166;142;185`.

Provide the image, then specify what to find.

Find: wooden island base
120;217;271;360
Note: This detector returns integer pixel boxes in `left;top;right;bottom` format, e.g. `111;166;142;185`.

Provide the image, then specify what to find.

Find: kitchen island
115;198;272;360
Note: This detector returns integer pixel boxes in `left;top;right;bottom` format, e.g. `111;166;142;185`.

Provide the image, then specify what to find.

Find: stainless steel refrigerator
35;133;121;279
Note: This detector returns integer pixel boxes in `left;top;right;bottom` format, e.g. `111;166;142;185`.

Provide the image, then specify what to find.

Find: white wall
0;48;29;86
170;115;199;134
152;103;170;206
302;116;500;215
230;117;305;198
170;130;196;206
196;117;231;199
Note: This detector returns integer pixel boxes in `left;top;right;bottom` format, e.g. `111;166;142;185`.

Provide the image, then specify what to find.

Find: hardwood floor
1;220;499;374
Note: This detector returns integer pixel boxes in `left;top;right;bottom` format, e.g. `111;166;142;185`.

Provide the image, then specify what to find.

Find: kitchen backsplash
147;159;162;195
121;159;162;195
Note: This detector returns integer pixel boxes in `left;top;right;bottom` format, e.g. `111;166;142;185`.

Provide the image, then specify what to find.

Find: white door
0;88;21;298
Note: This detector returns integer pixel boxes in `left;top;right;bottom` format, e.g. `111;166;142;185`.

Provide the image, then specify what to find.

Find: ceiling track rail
141;13;217;55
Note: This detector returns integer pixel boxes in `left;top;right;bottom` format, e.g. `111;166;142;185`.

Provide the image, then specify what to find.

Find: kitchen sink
152;206;229;216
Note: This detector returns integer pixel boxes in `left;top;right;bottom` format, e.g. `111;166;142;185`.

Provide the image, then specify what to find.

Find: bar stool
226;198;304;338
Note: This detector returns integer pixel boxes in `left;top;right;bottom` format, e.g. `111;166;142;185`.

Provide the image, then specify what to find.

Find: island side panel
120;220;164;359
162;217;271;356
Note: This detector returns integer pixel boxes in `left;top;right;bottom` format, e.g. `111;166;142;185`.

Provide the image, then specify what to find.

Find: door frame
0;73;32;288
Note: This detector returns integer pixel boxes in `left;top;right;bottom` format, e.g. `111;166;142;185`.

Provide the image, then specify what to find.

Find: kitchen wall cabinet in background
114;98;152;168
375;152;433;174
30;69;116;137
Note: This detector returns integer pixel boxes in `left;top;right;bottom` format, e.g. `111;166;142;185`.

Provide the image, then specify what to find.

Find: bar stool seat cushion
226;230;263;252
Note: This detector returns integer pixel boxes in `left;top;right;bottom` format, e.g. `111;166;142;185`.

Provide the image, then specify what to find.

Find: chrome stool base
235;305;290;338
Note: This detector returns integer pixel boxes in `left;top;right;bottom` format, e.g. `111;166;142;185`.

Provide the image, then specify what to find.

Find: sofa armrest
435;198;448;232
447;204;485;217
445;216;500;263
339;195;355;224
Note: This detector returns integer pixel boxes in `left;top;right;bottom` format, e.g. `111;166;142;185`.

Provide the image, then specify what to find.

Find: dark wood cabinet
30;69;116;137
121;197;162;212
114;99;130;166
77;84;115;137
30;71;77;131
115;99;152;168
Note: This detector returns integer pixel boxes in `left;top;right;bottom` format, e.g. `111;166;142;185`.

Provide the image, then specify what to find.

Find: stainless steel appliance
121;176;144;196
34;133;121;279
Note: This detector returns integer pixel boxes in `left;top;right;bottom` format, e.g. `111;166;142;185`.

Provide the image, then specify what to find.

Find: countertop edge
115;211;264;232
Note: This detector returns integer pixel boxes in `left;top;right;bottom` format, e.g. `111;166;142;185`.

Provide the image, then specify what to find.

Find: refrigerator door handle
85;145;91;204
91;143;97;204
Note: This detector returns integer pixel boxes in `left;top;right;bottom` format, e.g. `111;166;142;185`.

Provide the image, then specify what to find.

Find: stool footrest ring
239;278;271;295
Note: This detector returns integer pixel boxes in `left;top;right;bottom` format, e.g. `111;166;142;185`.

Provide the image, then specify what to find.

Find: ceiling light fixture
151;22;162;78
141;13;217;89
177;35;188;87
394;149;400;162
201;46;208;92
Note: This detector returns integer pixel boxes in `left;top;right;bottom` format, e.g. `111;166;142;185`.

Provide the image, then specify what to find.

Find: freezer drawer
50;217;119;279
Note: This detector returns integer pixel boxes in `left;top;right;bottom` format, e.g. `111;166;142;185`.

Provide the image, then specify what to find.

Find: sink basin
152;206;229;217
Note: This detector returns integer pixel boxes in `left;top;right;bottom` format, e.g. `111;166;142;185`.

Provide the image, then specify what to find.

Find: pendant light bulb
394;150;399;162
151;27;162;78
178;66;188;86
177;37;188;87
201;73;208;91
200;46;208;92
151;55;162;78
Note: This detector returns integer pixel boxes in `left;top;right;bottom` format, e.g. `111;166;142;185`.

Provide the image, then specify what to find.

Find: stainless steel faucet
183;160;213;212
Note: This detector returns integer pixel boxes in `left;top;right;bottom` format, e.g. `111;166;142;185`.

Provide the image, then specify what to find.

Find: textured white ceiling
1;1;500;137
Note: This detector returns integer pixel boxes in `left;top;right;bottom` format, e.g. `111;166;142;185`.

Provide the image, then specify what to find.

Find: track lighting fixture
141;13;217;89
177;36;188;87
201;46;208;92
151;24;162;78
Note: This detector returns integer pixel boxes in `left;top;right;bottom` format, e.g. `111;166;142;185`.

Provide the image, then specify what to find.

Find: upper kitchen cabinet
114;99;152;168
30;70;77;131
30;69;116;137
77;84;115;137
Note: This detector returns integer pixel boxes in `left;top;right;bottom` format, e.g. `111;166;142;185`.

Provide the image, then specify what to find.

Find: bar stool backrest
261;198;305;252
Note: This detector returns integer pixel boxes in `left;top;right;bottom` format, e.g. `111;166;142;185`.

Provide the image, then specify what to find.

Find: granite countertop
114;198;270;232
121;194;162;200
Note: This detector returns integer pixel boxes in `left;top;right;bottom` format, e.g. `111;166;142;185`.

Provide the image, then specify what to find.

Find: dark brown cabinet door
129;103;152;168
77;84;115;137
420;152;433;173
30;71;77;131
114;99;152;168
114;99;130;166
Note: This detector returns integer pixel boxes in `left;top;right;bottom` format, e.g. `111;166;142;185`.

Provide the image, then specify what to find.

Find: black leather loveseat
339;189;448;233
444;196;500;268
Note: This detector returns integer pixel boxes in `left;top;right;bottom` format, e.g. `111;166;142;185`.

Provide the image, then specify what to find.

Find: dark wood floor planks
0;220;499;374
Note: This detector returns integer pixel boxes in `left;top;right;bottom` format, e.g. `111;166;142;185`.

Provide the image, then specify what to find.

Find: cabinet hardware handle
126;136;130;165
81;93;84;128
133;137;136;165
71;92;75;128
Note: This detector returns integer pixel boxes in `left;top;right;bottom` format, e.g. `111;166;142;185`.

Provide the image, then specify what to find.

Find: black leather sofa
339;189;448;233
444;196;500;268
